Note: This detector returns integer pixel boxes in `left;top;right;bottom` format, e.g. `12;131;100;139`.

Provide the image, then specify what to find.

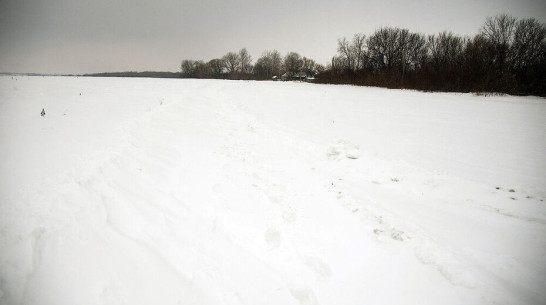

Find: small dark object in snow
40;108;45;117
509;189;515;192
495;187;500;190
510;197;516;200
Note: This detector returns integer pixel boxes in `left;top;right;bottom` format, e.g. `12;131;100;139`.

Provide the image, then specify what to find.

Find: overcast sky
1;0;545;74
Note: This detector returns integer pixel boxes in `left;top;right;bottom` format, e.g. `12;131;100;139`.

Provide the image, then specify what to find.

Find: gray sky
1;0;545;74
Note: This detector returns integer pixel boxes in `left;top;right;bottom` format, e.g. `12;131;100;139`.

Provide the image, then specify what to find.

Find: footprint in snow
373;227;407;241
326;139;361;160
289;287;319;305
265;228;281;248
282;208;297;223
304;256;332;280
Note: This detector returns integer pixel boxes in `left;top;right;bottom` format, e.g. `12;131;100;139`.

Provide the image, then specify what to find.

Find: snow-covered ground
1;76;545;305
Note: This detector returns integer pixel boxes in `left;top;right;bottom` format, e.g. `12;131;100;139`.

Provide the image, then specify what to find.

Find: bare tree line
180;48;324;80
322;14;546;95
180;14;545;95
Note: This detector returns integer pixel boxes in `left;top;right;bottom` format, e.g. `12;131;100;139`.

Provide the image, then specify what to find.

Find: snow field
1;76;545;305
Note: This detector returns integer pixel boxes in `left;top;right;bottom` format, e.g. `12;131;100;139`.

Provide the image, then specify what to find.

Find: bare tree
329;56;344;74
222;52;240;74
397;28;411;69
401;31;427;71
238;48;253;74
193;60;209;78
255;50;282;79
511;18;546;71
269;50;283;77
283;52;303;77
207;59;224;78
461;35;495;90
336;33;366;72
367;27;401;70
480;14;517;71
253;56;268;79
337;37;354;71
428;31;463;71
351;33;367;70
181;59;197;77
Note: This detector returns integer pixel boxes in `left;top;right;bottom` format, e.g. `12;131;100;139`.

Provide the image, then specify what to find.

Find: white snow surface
1;76;545;305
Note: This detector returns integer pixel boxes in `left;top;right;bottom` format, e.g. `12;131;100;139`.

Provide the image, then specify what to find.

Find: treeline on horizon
179;14;546;96
85;71;182;78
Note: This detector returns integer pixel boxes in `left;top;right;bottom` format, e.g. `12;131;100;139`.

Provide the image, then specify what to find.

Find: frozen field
1;76;545;305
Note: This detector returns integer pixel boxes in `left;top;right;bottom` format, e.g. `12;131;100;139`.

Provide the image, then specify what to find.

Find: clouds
1;0;545;74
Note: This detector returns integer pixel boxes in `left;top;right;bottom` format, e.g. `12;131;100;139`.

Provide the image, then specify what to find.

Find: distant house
281;72;291;81
294;72;307;81
281;72;309;81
